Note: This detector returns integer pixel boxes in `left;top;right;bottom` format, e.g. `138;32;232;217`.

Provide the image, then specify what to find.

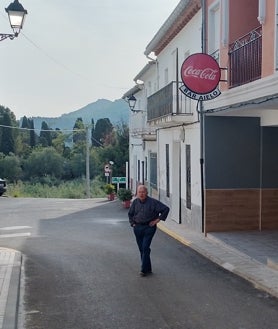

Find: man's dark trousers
133;225;156;273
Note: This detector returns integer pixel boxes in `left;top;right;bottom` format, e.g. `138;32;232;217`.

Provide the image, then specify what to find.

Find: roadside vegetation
0;105;129;198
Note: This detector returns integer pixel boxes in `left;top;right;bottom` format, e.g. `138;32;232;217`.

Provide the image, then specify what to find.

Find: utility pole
85;125;90;198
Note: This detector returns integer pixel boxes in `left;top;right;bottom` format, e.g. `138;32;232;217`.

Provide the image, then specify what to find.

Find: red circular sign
181;53;221;94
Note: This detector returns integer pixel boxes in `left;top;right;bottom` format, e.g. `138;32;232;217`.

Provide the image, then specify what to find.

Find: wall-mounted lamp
1;0;27;42
127;95;137;111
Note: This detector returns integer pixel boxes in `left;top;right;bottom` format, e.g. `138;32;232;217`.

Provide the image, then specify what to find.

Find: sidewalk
0;248;22;329
158;219;278;299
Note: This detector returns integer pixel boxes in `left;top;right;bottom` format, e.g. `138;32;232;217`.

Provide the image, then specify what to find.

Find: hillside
28;99;130;132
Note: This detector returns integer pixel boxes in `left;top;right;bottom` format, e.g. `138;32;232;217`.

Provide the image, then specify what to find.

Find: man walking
128;185;170;276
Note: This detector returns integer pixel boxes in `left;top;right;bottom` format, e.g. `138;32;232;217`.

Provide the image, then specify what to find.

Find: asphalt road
0;197;278;329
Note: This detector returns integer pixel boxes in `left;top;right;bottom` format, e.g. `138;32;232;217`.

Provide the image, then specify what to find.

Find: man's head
137;185;148;201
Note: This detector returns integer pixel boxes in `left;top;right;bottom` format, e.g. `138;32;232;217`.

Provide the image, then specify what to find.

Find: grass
6;178;107;199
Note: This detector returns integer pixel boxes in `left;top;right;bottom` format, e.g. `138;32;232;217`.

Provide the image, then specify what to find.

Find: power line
21;33;90;82
0;124;104;147
0;124;79;132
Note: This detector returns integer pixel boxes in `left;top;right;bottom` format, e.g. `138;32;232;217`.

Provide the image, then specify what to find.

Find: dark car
0;178;7;196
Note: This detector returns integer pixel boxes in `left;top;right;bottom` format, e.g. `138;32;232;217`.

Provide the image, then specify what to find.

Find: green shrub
117;188;133;201
6;177;107;199
104;184;115;194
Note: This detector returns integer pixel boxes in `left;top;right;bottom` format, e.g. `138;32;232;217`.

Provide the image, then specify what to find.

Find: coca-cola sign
180;53;221;101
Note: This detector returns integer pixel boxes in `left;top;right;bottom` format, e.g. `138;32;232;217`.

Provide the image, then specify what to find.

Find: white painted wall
129;8;203;229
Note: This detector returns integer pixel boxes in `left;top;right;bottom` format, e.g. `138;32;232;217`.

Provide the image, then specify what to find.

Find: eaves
144;0;201;56
122;84;143;99
133;61;156;82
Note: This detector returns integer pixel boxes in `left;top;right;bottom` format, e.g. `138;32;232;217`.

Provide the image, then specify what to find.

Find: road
0;197;278;329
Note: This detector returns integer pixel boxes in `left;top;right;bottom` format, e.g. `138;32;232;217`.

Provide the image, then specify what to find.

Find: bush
104;184;115;194
117;188;133;201
6;177;107;199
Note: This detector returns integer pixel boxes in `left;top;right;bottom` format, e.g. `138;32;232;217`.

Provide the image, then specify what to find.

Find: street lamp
108;161;114;184
127;95;137;112
1;0;27;42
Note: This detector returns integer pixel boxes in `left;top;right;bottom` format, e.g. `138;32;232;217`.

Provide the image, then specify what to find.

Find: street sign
112;177;126;184
104;164;110;173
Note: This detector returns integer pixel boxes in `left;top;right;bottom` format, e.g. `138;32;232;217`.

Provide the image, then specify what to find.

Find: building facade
124;0;278;233
204;0;278;232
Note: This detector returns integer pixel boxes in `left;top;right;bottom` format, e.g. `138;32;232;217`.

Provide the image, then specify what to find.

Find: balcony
130;127;156;141
229;26;262;88
147;81;194;125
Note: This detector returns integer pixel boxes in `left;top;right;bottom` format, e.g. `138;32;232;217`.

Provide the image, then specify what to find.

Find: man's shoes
139;271;153;277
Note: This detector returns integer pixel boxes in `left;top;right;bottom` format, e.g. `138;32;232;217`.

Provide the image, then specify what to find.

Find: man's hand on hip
149;219;160;227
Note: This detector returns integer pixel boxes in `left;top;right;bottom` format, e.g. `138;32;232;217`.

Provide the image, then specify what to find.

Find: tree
0;109;15;155
24;147;64;179
0;154;22;182
20;116;37;149
90;118;95;144
73;117;86;145
52;130;68;156
91;118;113;147
29;119;36;148
39;121;52;147
91;122;129;180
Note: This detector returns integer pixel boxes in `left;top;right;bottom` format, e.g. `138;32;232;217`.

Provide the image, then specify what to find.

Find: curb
2;252;22;329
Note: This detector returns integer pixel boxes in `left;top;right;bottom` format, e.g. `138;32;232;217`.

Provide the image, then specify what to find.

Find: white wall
129;8;203;229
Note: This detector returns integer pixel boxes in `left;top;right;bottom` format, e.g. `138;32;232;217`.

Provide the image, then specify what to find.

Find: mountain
28;99;130;133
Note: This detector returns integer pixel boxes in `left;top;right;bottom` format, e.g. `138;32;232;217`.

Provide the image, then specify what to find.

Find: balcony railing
229;26;262;88
130;127;156;138
147;81;193;121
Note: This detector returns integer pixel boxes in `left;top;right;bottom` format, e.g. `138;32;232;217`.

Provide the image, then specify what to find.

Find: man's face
137;186;147;201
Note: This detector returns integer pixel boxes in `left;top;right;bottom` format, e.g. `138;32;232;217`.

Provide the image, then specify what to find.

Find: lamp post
109;160;114;184
0;0;27;42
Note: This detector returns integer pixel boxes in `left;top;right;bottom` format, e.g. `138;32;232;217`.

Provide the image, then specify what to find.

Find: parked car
0;178;7;196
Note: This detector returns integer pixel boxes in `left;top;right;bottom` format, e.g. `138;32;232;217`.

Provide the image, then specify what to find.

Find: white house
123;0;203;232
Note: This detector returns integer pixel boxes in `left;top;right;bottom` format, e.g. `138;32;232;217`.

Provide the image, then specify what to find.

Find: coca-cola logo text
183;66;218;81
181;53;221;94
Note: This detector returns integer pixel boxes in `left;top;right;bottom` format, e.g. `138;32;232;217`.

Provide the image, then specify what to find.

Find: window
148;81;152;96
150;152;157;189
137;160;140;182
166;144;170;197
208;1;220;55
164;68;169;86
142;161;145;184
145;156;148;181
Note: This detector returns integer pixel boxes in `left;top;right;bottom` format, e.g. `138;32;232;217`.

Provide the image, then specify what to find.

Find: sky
0;0;180;119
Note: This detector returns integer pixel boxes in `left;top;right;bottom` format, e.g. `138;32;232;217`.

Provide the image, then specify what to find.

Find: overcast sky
0;0;179;119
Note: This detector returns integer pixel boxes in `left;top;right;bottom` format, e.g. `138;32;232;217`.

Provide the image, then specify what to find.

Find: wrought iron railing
147;81;193;121
229;26;262;88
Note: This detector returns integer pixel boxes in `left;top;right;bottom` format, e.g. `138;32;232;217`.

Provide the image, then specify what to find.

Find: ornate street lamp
1;0;27;41
127;95;137;112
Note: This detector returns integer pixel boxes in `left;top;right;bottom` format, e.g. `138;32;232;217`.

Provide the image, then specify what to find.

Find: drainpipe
200;0;206;234
175;48;182;223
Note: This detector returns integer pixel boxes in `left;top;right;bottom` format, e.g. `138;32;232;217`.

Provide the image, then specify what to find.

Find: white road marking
0;226;31;231
0;232;31;238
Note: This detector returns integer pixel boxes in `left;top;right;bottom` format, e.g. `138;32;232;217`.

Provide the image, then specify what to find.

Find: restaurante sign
180;53;221;101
